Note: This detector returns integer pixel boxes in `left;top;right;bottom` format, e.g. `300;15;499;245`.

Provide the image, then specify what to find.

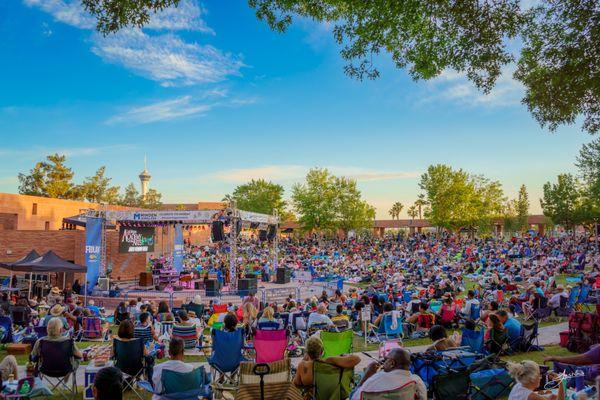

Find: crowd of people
1;232;599;399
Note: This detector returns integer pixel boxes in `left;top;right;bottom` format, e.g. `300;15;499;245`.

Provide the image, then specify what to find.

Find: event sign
173;224;184;273
104;210;278;225
85;217;102;294
119;226;155;253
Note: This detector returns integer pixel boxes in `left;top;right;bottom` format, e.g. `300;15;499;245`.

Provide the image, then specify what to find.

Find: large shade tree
81;0;598;134
226;179;287;216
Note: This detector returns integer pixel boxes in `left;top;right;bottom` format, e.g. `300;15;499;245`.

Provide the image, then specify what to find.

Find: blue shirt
504;317;522;342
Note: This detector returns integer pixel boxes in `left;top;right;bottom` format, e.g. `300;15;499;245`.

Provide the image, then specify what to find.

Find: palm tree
414;195;427;220
407;205;418;220
388;202;403;220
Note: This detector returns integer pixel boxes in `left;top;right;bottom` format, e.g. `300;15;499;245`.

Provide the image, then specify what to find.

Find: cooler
84;361;113;400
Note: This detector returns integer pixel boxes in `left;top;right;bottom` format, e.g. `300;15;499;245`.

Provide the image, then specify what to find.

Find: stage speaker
238;277;257;296
235;219;242;237
259;230;267;242
139;272;153;287
194;281;202;290
97;278;110;291
267;225;276;241
276;268;291;284
206;279;220;297
212;221;224;242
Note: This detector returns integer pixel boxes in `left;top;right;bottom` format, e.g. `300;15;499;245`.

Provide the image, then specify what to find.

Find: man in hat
43;304;69;330
47;287;62;307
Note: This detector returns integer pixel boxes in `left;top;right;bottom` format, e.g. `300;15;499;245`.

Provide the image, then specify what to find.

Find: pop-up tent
0;250;41;270
15;250;87;273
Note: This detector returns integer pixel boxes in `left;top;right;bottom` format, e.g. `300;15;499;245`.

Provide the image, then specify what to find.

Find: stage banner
119;226;155;253
173;224;184;273
85;217;102;294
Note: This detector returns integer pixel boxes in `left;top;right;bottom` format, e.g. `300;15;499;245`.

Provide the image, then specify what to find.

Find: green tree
516;184;530;232
576;138;600;202
77;166;120;204
292;168;339;233
388;202;403;220
18;153;76;199
503;199;519;236
228;179;286;215
333;176;375;233
414;194;427;219
119;183;140;207
540;174;582;230
407;205;418;220
140;188;162;209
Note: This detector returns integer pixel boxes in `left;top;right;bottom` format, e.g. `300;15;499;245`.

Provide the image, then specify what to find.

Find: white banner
103;209;278;224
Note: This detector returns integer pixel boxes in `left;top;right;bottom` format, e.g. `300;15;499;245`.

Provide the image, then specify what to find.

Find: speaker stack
237;277;258;296
139;272;153;287
205;279;221;297
211;221;224;242
276;268;291;284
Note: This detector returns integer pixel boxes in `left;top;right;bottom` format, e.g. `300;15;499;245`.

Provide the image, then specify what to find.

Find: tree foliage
388;202;403;220
540;173;584;229
516;184;530;232
17;154;162;208
292;168;375;233
227;179;286;216
419;164;505;232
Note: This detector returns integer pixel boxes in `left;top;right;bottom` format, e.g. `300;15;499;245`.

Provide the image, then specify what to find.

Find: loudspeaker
206;279;220;297
267;225;276;241
259;230;267;242
97;278;110;291
235;219;242;237
212;221;224;242
238;278;257;296
194;281;202;290
276;268;291;284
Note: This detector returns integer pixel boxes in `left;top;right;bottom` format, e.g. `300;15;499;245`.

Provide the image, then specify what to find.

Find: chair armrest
137;380;156;394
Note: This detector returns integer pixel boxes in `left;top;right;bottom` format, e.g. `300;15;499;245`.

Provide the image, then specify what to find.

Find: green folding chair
362;381;417;399
321;330;353;359
313;360;354;400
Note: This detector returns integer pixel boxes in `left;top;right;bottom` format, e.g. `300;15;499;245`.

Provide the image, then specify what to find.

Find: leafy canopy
226;179;287;216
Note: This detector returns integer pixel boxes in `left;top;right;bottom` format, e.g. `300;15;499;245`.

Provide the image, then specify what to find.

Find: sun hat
192;295;202;305
50;304;64;316
50;287;60;295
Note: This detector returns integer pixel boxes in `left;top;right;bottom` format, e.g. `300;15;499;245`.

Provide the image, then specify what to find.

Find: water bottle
574;370;585;392
19;380;30;395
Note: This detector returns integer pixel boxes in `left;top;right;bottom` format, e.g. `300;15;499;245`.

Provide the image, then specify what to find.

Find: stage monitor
212;221;224;242
267;225;276;241
258;230;267;242
119;226;155;253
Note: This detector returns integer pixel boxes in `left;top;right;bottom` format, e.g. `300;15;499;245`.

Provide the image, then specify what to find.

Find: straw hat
50;287;60;295
50;304;64;316
192;295;203;305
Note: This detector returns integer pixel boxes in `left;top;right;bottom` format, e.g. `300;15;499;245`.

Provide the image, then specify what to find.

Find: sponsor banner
85;217;102;294
104;210;278;224
173;224;184;273
119;226;155;253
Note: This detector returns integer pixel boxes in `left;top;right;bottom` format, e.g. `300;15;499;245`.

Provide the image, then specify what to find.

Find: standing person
93;366;123;400
241;292;259;310
351;348;427;400
71;279;81;296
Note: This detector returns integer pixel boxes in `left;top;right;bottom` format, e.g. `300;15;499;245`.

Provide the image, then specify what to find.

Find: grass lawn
502;345;575;365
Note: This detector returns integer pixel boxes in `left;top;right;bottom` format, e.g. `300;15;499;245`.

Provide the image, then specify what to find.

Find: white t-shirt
152;360;194;400
508;382;533;400
351;369;427;400
307;312;334;328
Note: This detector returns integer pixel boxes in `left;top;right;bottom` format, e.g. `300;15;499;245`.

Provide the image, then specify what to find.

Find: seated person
351;348;427;400
372;302;394;328
113;320;154;379
507;360;564;400
545;343;600;380
307;305;335;330
0;354;18;383
134;312;158;342
406;293;421;316
497;310;522;346
427;325;459;351
42;304;70;330
461;290;480;318
548;286;568;310
156;301;174;322
485;314;507;354
331;304;350;323
87;300;101;317
407;303;435;331
93;366;123;400
436;296;457;327
221;312;239;333
257;306;279;326
31;317;83;371
152;338;193;399
113;302;130;325
480;301;499;324
293;336;360;394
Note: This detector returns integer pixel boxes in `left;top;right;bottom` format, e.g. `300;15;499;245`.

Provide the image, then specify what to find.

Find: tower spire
139;155;151;198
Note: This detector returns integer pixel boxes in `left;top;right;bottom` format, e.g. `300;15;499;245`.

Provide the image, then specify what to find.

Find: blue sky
0;0;590;218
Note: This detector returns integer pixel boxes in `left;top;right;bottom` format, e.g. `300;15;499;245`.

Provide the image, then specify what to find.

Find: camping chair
257;321;281;331
237;358;302;400
291;312;308;333
371;314;403;343
361;381;417;400
0;315;14;343
429;300;442;313
209;328;245;399
555;295;570;317
139;366;211;400
10;306;29;327
520;321;541;352
157;321;174;337
134;325;154;344
469;304;481;321
254;329;287;363
34;326;48;339
313;360;354;400
461;327;485;354
469;368;514;400
568;287;581;309
412;349;479;388
35;338;77;399
184;302;205;319
321;329;353;359
113;338;147;400
274;312;290;331
81;317;104;341
172;324;199;349
485;328;509;356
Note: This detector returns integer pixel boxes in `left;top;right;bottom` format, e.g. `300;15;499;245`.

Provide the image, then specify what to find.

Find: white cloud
107;95;212;124
145;0;214;33
92;29;243;86
423;64;524;107
23;0;95;28
208;165;420;183
0;144;136;159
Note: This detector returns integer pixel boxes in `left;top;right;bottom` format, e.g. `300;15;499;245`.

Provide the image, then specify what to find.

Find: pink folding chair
254;329;287;363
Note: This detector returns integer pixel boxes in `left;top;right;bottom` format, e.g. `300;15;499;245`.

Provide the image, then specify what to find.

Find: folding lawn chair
460;327;485;354
321;329;353;359
236;358;303;400
35;339;77;399
157;321;174;337
257;321;281;331
254;329;288;363
113;338;147;400
520;321;541;352
313;360;354;400
209;328;246;399
361;381;417;400
139;365;211;400
0;315;14;343
10;306;29;327
81;317;104;341
134;325;154;344
34;326;48;339
469;368;514;400
172;324;199;349
469;304;481;321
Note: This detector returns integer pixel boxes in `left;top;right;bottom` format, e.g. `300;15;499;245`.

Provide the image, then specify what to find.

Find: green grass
502;345;575;365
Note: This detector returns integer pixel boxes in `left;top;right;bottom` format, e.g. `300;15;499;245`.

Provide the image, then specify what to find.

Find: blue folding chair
578;285;591;304
0;316;13;343
470;304;481;320
139;366;212;400
209;328;245;398
568;287;581;309
461;328;485;354
381;314;403;340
